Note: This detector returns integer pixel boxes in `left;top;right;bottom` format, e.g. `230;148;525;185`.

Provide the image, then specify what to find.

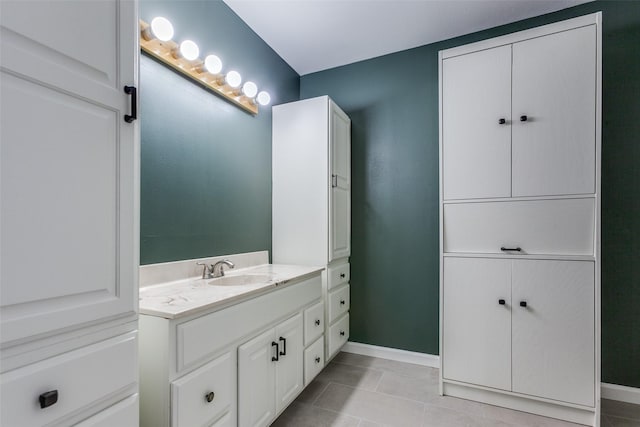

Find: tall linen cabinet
272;96;351;363
439;13;601;426
1;1;140;425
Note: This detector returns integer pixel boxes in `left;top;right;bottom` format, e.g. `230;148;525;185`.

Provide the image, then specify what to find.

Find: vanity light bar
140;18;271;115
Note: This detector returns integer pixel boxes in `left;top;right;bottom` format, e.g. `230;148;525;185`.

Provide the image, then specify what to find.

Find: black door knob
499;118;506;124
498;299;506;305
520;301;528;308
520;115;528;122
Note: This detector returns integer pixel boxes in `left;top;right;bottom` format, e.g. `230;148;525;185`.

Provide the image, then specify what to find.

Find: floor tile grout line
309;380;332;406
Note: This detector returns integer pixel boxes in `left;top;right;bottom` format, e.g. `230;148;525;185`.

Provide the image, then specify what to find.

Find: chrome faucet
211;259;235;277
197;259;235;279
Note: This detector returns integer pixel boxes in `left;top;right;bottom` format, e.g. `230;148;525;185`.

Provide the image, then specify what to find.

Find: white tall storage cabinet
1;1;140;425
273;96;351;362
439;13;601;426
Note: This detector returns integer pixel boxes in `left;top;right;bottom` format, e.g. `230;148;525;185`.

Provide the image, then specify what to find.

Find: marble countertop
139;264;323;319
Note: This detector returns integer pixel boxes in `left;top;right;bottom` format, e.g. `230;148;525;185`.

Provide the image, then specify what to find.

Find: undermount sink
208;274;274;286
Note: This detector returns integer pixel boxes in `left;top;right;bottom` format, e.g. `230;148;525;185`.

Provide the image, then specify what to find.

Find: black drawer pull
499;118;506;124
500;247;521;252
315;319;321;326
39;390;58;409
279;336;287;356
271;341;279;361
340;331;345;336
340;273;346;278
315;356;321;363
498;299;506;305
520;301;528;308
124;86;137;123
205;391;215;403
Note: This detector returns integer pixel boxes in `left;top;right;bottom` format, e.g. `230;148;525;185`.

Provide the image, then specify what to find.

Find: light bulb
204;55;222;74
242;81;258;98
150;17;174;41
225;70;242;88
257;91;271;106
179;40;199;61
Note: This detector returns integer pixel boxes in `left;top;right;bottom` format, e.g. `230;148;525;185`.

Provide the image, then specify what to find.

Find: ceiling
222;0;593;76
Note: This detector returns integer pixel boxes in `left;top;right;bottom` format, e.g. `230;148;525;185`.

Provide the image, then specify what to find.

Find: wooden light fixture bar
139;19;258;115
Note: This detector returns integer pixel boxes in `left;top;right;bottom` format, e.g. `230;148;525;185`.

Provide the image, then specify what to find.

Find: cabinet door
238;329;276;427
512;260;594;406
0;1;138;344
512;25;596;197
443;258;511;390
329;101;351;261
442;45;512;200
274;314;303;413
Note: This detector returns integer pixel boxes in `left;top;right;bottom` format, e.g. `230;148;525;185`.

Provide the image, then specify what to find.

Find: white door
238;328;276;427
0;1;138;344
274;314;303;413
442;257;511;391
511;25;596;197
512;260;594;406
442;45;512;200
329;101;351;262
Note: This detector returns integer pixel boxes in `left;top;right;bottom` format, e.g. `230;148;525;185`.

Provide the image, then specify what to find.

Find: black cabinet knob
340;331;345;336
520;301;528;308
315;356;321;363
499;118;506;124
39;390;58;409
340;300;345;305
498;299;506;305
520;115;528;122
315;319;321;326
205;391;215;403
340;273;346;278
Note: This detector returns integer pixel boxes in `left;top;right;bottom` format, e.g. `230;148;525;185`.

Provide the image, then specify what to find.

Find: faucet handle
196;262;210;279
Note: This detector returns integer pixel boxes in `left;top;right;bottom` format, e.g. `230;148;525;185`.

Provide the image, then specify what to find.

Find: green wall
139;0;299;264
300;1;640;387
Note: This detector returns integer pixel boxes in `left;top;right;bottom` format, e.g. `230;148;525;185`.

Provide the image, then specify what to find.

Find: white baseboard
343;342;640;405
342;341;440;368
601;382;640;405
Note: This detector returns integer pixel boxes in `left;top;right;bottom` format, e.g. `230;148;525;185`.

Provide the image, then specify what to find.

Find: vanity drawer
328;284;350;324
443;198;595;256
327;313;349;359
304;337;325;385
304;300;324;346
327;262;350;290
171;351;233;427
75;394;138;427
0;332;137;427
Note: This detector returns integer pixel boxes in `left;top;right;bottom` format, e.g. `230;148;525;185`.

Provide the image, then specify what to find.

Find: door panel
512;260;594;406
329;102;351;261
443;257;511;391
274;314;303;413
442;45;512;200
0;0;137;344
238;329;276;427
512;25;596;197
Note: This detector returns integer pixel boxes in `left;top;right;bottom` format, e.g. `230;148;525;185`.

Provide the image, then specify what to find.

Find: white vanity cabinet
1;1;139;425
238;314;303;427
273;96;352;362
139;271;323;427
440;13;601;427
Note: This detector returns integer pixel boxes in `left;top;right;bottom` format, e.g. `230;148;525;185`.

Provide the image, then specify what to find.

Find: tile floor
273;352;640;427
